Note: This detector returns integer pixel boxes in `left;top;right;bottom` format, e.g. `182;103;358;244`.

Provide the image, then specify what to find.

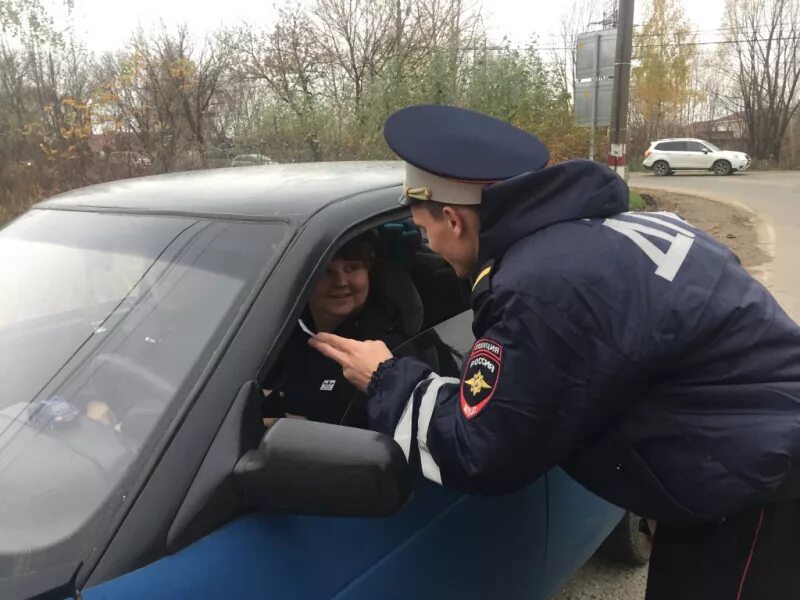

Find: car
107;151;152;169
0;162;647;600
231;153;276;167
643;138;750;176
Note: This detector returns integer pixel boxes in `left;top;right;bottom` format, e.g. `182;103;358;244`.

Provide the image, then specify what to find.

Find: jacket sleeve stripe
417;376;460;485
393;373;436;460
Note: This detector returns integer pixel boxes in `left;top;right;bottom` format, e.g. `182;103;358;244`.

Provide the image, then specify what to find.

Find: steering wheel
87;353;176;443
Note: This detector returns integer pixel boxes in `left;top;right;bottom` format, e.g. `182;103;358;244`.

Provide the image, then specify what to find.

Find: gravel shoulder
634;187;770;270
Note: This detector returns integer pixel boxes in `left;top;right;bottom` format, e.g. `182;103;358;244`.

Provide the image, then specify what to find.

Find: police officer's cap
384;105;549;206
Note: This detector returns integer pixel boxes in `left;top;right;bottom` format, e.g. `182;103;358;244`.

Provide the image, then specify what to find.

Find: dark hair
333;234;377;268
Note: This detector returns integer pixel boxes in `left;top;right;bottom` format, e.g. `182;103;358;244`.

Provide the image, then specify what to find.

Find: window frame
254;212;473;429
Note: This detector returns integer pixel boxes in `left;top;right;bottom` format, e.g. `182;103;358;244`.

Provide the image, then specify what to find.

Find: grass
629;190;645;211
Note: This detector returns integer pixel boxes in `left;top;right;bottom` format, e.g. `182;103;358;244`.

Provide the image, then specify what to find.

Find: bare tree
97;25;231;171
110;27;186;172
209;72;271;157
312;0;396;109
170;30;233;166
409;0;484;94
0;43;30;154
724;0;800;162
230;6;325;159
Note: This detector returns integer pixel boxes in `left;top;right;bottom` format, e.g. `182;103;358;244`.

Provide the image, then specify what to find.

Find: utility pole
589;31;601;161
608;0;634;179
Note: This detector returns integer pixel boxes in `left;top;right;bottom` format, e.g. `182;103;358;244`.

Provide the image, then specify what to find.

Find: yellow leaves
38;139;87;161
168;58;198;93
62;97;85;109
169;65;186;78
38;143;59;160
631;0;698;127
95;91;120;104
59;124;90;140
63;144;81;159
21;122;42;136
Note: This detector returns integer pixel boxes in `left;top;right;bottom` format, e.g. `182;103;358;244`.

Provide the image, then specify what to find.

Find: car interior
371;219;472;333
258;217;473;427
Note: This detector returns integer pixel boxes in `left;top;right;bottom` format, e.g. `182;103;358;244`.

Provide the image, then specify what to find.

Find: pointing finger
309;336;350;366
313;332;359;351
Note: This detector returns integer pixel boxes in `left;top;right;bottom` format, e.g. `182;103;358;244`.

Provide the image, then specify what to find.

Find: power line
538;22;799;45
535;35;800;53
632;22;799;36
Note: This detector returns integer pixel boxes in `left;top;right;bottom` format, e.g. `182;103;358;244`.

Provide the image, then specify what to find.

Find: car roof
651;138;709;144
36;161;403;220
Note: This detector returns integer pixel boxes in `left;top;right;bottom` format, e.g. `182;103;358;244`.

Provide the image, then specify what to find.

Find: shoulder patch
460;338;503;419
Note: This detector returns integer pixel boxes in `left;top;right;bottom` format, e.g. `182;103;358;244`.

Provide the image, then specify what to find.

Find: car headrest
378;222;422;265
372;259;424;338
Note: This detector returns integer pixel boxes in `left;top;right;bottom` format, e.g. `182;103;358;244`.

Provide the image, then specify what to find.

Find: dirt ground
632;187;770;270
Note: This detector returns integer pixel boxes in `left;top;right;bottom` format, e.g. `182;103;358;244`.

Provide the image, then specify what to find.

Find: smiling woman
262;234;408;427
307;236;375;333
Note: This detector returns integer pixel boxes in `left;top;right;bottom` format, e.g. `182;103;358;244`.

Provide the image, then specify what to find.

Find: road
555;170;800;600
631;171;800;324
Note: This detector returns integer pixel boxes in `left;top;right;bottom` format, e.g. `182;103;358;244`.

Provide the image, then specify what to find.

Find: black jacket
264;303;406;427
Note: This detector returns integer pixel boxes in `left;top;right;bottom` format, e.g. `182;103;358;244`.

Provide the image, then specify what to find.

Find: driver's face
309;258;369;321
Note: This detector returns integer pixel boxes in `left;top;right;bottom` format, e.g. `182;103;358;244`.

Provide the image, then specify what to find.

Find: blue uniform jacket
366;159;800;523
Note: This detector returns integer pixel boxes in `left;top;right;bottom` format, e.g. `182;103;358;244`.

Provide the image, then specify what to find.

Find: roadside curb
631;184;776;288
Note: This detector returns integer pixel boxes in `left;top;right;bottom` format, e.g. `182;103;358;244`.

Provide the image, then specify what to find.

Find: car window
393;310;474;377
329;310;472;427
0;210;290;571
686;142;709;153
261;219;472;427
655;141;686;152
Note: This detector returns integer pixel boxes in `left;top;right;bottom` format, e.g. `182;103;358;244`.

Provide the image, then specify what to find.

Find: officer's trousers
645;500;800;600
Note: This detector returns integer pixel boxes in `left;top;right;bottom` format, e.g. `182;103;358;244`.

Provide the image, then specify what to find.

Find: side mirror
234;418;412;517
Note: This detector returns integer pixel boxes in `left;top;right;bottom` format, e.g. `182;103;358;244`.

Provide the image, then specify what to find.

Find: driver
262;234;407;427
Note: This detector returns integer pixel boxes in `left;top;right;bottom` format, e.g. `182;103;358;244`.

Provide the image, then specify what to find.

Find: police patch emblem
460;338;502;419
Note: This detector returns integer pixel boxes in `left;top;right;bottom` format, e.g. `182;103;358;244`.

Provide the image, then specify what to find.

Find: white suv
231;154;276;167
643;138;750;176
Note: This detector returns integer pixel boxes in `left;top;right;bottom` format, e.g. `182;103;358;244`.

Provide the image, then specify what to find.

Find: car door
685;141;714;169
662;141;691;168
82;309;550;600
542;469;625;597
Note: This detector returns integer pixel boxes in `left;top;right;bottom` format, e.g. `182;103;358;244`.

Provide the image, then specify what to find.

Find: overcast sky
51;0;728;54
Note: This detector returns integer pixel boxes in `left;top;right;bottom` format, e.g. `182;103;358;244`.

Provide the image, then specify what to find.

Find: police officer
310;104;800;599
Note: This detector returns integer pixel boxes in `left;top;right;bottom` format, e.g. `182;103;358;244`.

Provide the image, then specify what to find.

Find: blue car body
86;472;621;600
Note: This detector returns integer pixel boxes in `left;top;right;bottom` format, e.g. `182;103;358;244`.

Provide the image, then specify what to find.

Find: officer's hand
309;333;393;393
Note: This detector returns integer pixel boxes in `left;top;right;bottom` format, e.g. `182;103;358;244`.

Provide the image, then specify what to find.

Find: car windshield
0;210;288;572
704;142;722;152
